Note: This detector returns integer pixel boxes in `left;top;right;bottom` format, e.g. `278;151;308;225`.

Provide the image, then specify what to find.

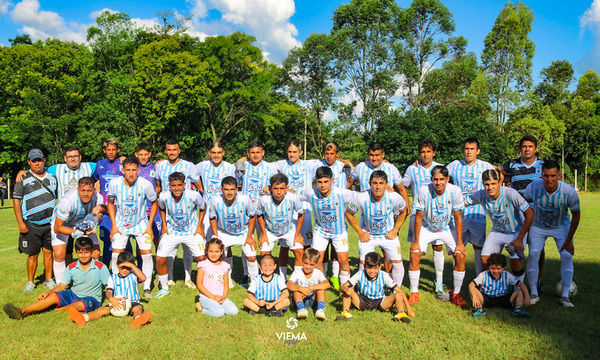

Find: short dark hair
221;176;237;187
369;170;388;183
364;252;382;268
487;253;507;268
64;145;80;155
166;138;179;146
322;142;339;153
209;141;225;151
542;160;560;172
519;135;538;148
122;157;139;167
464;137;480;149
315;166;333;179
270;173;288;186
96;204;108;217
430;165;449;178
206;238;225;261
117;251;135;264
74;237;94;252
481;169;502;182
260;254;276;265
368;142;384;152
418;139;436;152
285;138;303;152
78;177;95;187
168;171;186;184
247;141;264;150
135;142;151;153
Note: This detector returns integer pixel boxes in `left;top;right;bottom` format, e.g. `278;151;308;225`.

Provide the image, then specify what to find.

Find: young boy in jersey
74;204;108;235
287;248;330;320
4;237;110;320
469;253;531;318
336;252;415;323
243;254;290;317
68;251;152;328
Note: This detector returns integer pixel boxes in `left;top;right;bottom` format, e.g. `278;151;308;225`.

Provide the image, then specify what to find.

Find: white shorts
298;210;313;246
52;232;99;247
312;232;349;253
112;233;152;251
416;227;457;255
157;233;205;258
220;232;257;257
359;235;402;261
482;230;527;259
260;228;302;252
462;219;486;247
408;214;443;245
528;224;571;254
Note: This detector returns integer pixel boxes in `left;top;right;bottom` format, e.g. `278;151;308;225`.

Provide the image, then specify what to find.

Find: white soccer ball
555;281;577;297
109;295;132;317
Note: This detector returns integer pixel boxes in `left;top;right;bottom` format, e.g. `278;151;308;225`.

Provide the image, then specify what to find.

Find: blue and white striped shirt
447;159;494;221
155;159;200;192
238;161;278;202
159;189;206;236
53;190;103;228
467;187;529;233
196;160;236;204
297;188;355;236
349;270;396;300
473;270;518;297
275;159;319;211
248;273;287;301
209;194;255;236
256;192;304;236
351;161;402;191
402;162;442;215
501;158;544;195
414;183;464;232
13;172;57;226
107;272;141;303
524;180;580;228
107;177;157;234
47;162;96;200
347;190;406;235
306;159;349;189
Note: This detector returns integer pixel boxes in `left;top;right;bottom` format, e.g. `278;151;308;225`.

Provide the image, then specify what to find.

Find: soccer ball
109;295;132;317
555;281;577;297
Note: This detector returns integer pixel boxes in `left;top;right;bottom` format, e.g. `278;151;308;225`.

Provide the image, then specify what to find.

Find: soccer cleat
296;309;308;319
530;295;540;305
315;309;326;321
68;307;86;327
24;281;36;293
392;311;411;323
130;312;152;328
268;310;284;317
184;280;196;289
143;289;152;298
511;306;531;318
472;308;487;318
435;292;451;301
451;293;466;307
248;310;258;316
3;303;23;320
537;280;544;296
44;279;57;289
330;277;340;291
155;289;170;298
408;292;420;305
559;297;575;308
434;282;445;294
167;280;176;287
335;310;353;321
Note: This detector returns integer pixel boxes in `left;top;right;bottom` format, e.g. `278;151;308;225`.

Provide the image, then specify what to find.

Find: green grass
1;194;599;359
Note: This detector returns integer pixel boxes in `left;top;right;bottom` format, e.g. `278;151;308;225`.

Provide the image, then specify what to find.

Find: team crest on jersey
536;168;542;174
150;170;156;177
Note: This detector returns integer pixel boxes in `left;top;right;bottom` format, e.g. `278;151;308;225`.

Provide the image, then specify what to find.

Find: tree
482;1;535;126
9;34;32;47
533;60;574;105
505;105;565;158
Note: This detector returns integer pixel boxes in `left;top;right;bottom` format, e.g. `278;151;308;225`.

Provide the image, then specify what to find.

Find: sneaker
511;307;531;317
451;293;466;307
330;277;340;291
268;310;284;317
472;308;487;318
143;289;152;298
3;303;23;320
195;302;203;313
168;280;176;287
248;310;258;316
44;279;57;289
240;276;250;288
184;280;196;289
530;295;540;305
315;309;326;321
435;291;451;301
296;309;308;319
335;310;353;321
68;307;86;327
155;289;170;298
559;297;575;308
130;312;152;328
408;292;419;305
24;281;36;293
392;311;411;323
537;280;544;296
434;282;445;293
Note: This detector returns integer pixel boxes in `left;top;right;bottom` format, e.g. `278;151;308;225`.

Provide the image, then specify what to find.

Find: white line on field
0;246;17;252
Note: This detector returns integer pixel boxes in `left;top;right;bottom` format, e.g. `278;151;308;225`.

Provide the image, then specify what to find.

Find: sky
0;0;598;83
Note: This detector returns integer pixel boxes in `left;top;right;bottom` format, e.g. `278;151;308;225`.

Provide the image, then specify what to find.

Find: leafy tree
533;60;574;105
9;34;32;47
505;104;565;158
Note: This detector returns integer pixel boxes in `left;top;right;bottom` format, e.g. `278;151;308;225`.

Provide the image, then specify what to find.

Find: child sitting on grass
68;251;151;328
286;248;330;320
336;252;415;323
469;253;531;318
243;254;290;317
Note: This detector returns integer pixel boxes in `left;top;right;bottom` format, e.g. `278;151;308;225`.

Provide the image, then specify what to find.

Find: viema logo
286;317;298;330
276;317;307;345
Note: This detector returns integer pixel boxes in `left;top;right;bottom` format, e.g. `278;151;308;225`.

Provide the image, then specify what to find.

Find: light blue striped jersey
524;180;580;228
13;172;57;226
414;183;464;232
473;270;518;297
47;162;96;200
53;190;103;228
297;187;355;236
159;189;206;236
238;160;278;202
256;192;304;236
107;177;157;234
196;160;236;204
350;161;402;191
248;273;287;301
349;270;396;300
306;159;349;189
208;194;255;236
347;190;406;235
467;187;529;233
107;272;141;303
155;159;200;192
447;159;494;221
402;161;442;215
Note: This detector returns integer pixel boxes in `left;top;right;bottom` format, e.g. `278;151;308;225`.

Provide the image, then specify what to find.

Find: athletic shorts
219;232;257;257
260;227;302;252
312;232;349;253
157;233;205;258
358;235;402;261
55;289;102;312
462;219;486;247
408;215;443;245
112;233;152;251
52;232;99;247
482;230;527;259
482;293;513;309
528;224;571;254
415;227;457;255
357;294;385;311
19;223;52;256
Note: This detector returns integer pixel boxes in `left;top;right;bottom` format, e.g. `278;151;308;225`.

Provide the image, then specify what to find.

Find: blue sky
0;0;597;83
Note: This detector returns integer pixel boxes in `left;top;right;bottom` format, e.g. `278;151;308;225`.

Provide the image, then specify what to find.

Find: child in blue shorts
3;237;110;320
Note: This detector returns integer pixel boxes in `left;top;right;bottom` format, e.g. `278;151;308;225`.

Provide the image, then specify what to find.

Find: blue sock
296;301;305;310
317;301;325;310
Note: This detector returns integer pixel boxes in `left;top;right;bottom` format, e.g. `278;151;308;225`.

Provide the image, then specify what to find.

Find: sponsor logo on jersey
319;209;337;223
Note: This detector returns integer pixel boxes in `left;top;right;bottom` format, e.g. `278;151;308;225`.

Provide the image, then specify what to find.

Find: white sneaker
297;309;308;319
530;295;540;305
43;279;57;289
315;309;326;321
168;280;175;287
24;281;36;293
185;280;196;288
559;297;575;308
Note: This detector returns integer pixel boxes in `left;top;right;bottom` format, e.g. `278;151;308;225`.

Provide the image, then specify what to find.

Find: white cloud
89;8;118;20
579;0;600;73
10;0;85;42
0;0;11;14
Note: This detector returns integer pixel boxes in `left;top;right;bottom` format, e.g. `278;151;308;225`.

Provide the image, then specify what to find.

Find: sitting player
286;248;330;320
73;204;108;237
336;252;415;323
3;237;109;320
469;253;531;318
243;254;290;317
68;251;151;328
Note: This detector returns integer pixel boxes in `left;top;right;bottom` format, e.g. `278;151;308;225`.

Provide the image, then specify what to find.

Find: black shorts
357;294;386;311
19;224;52;256
482;293;513;308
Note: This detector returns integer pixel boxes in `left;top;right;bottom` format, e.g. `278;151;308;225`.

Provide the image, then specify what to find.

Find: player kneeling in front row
68;251;151;328
336;252;415;323
287;248;331;320
4;237;109;320
469;253;531;318
243;254;290;317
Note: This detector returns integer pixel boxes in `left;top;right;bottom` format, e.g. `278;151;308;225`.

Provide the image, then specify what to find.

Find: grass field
1;194;599;359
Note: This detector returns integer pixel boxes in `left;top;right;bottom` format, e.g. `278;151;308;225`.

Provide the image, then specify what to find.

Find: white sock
279;266;288;277
473;249;482;275
53;260;66;284
167;256;174;281
242;253;248;276
408;270;420;293
322;261;329;275
339;270;350;286
183;249;193;282
560;250;574;298
158;274;169;290
453;270;465;294
141;255;153;290
332;260;340;277
111;253;119;274
83;314;89;322
527;251;541;296
433;250;444;284
225;257;233;282
247;260;259;281
391;263;405;287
